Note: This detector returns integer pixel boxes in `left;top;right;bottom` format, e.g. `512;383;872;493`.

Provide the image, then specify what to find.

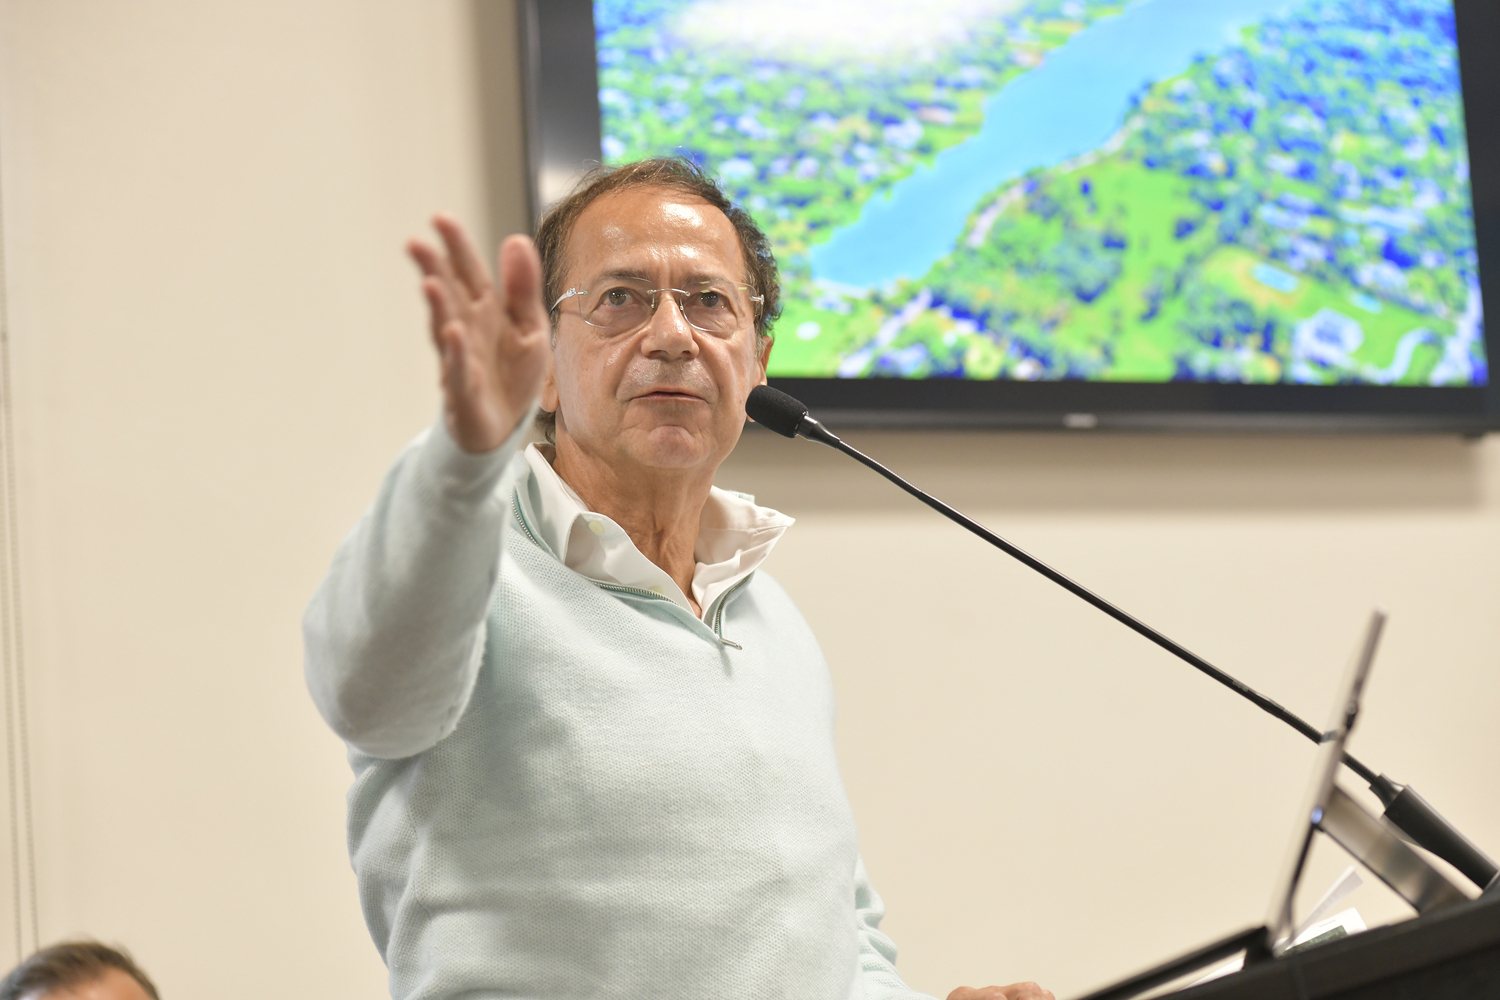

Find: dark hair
0;941;159;1000
531;157;781;444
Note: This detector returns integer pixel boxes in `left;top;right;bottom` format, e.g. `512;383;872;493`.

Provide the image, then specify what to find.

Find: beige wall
0;2;1496;999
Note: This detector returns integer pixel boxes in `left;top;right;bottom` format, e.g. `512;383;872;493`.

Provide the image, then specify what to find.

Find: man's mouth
636;390;705;402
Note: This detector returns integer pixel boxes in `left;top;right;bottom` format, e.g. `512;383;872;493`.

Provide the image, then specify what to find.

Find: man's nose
640;294;699;359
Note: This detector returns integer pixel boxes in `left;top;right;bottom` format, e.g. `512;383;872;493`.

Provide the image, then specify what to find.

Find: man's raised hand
948;983;1055;1000
408;216;551;454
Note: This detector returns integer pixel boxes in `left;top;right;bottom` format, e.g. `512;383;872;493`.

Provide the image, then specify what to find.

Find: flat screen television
517;0;1500;432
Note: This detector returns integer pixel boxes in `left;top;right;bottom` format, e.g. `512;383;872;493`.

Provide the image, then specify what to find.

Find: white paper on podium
1185;867;1366;988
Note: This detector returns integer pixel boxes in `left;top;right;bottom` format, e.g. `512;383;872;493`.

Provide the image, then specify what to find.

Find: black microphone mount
746;384;1498;893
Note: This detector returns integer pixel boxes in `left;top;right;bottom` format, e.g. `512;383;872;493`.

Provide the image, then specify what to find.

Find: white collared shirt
520;443;793;621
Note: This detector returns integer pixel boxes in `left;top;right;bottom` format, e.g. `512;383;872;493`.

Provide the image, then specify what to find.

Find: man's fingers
408;237;462;294
410;233;472;333
433;214;493;299
496;234;550;333
1002;984;1053;1000
947;983;1053;1000
436;319;471;394
407;238;440;277
421;277;460;346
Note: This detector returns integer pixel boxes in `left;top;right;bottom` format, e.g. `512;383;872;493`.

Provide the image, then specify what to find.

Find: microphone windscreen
746;384;808;438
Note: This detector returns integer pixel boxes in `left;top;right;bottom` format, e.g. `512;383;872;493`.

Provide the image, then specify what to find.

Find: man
0;942;158;1000
305;158;1052;1000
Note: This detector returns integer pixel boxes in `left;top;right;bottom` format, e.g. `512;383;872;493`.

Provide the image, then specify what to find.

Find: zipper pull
711;575;752;650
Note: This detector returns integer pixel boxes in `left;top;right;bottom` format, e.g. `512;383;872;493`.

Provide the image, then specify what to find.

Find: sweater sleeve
853;855;939;1000
302;414;532;759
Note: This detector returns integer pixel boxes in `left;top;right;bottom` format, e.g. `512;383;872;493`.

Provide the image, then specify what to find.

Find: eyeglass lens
577;281;754;334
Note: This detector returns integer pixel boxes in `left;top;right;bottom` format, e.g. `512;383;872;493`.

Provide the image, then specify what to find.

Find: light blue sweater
303;421;931;1000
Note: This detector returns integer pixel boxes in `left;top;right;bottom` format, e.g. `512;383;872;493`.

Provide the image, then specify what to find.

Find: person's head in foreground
0;942;158;1000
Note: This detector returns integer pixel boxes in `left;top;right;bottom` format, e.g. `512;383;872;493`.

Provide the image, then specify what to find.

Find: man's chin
625;423;720;469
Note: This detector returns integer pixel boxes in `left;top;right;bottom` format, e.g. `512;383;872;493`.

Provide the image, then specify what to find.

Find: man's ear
756;336;773;386
540;340;560;412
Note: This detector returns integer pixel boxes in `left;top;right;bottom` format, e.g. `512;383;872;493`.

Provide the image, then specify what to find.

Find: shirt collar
519;443;792;620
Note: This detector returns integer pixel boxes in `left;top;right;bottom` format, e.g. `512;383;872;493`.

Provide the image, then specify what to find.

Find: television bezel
517;0;1500;434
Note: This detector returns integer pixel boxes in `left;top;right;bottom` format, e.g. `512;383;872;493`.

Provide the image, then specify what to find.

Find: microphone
746;384;1499;892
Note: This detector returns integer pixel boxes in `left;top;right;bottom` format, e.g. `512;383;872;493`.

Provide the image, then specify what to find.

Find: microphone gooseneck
747;384;1499;891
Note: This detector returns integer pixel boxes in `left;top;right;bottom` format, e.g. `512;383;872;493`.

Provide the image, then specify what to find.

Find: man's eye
603;288;633;307
697;291;724;309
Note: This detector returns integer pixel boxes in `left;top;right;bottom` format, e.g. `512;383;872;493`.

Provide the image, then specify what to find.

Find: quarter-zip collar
515;443;792;625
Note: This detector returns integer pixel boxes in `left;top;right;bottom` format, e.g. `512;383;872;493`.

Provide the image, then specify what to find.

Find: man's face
541;186;770;477
25;969;154;1000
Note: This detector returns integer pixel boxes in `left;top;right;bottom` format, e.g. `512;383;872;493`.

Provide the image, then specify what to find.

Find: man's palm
409;216;551;454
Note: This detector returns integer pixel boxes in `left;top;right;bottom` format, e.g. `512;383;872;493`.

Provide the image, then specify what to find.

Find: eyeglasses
550;278;763;336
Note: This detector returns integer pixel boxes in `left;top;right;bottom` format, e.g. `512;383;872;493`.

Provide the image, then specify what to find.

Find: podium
1167;890;1500;999
1077;615;1498;1000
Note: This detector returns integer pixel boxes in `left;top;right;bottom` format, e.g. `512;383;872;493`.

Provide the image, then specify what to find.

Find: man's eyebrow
588;269;654;284
678;270;744;286
585;268;745;286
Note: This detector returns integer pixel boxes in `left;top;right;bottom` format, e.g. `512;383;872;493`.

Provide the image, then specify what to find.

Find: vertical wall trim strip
0;108;39;960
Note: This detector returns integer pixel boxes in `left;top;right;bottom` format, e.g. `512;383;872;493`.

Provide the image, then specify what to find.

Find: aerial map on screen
594;0;1488;387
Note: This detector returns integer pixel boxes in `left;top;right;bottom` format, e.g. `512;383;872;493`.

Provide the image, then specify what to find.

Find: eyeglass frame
549;279;765;336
